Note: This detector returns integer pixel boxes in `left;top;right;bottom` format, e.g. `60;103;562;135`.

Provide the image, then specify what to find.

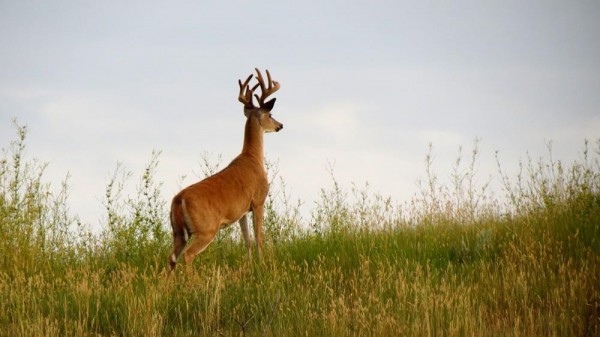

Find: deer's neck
241;115;264;164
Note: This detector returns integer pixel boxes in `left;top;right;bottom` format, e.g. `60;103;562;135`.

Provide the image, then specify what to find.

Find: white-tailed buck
168;68;283;271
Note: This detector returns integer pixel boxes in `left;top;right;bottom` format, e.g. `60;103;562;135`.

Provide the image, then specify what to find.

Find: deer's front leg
239;215;252;259
252;204;264;259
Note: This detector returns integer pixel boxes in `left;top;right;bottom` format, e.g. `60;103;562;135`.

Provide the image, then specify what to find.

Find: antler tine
254;68;280;106
238;74;257;109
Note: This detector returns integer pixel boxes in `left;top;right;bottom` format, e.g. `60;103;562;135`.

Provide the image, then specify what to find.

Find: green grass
1;120;599;336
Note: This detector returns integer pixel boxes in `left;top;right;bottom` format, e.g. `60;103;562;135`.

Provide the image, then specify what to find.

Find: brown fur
168;70;283;271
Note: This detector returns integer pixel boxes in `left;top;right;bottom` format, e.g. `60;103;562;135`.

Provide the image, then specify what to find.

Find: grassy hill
1;122;598;336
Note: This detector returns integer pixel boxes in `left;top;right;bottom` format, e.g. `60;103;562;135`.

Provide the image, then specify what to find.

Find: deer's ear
262;98;276;111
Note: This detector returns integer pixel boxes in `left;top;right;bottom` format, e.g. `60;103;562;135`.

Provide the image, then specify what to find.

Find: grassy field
1;121;599;336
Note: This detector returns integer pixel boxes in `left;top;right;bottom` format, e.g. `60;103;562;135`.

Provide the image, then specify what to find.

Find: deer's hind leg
169;198;189;271
169;233;188;271
179;199;220;266
182;230;216;266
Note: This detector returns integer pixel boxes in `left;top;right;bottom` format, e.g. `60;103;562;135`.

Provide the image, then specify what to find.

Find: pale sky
1;1;599;226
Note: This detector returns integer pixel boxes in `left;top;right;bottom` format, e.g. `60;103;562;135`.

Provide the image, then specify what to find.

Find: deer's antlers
254;68;280;106
238;68;280;109
238;73;258;109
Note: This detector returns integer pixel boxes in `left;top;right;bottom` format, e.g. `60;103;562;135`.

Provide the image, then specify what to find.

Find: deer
168;68;283;271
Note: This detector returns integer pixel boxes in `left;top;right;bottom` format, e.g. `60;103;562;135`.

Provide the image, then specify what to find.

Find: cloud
311;102;362;142
417;130;465;148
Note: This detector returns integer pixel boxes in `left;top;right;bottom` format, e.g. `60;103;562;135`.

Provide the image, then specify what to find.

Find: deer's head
238;68;283;133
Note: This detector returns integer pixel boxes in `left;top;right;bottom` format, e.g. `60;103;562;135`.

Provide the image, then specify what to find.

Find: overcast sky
1;1;599;226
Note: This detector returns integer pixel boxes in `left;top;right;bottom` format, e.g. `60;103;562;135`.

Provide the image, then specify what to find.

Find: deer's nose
277;124;283;132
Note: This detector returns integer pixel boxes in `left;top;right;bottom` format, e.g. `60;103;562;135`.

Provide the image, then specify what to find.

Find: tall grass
0;119;598;336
